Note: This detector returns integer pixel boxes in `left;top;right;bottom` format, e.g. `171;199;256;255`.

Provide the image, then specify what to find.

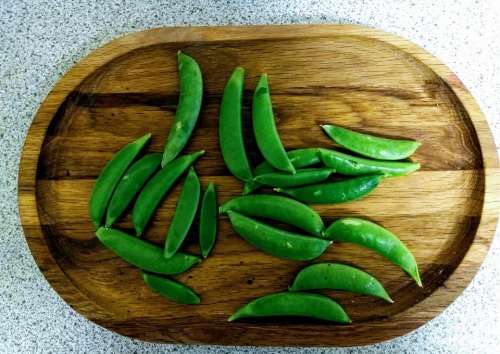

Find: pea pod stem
219;67;252;182
133;151;204;236
96;227;200;275
321;124;421;161
220;195;324;237
289;263;393;303
324;218;422;286
142;272;200;305
275;175;382;204
227;211;331;261
164;167;201;259
228;291;351;323
319;148;420;176
105;153;162;227
89;133;151;228
252;74;295;174
162;51;203;166
199;183;217;258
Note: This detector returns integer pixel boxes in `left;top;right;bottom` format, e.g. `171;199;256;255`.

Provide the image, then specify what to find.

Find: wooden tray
18;25;500;347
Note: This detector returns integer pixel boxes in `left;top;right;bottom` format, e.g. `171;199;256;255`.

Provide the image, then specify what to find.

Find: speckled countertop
1;1;500;353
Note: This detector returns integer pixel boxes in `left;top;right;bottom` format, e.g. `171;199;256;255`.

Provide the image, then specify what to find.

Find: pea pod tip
414;271;423;288
164;250;175;260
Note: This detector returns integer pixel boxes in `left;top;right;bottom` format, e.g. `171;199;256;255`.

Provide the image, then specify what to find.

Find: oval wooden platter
18;25;500;347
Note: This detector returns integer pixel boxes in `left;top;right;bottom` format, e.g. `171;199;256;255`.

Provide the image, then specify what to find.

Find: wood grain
18;25;500;346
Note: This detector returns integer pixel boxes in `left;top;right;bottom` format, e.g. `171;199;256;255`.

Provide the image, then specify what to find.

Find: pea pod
199;183;217;258
319;148;420;176
228;291;351;323
89;134;150;228
142;272;200;304
219;67;252;182
243;148;321;194
324;218;421;286
322;124;421;160
227;211;331;261
254;168;335;188
220;195;324;237
105;153;162;227
253;74;295;174
96;227;200;275
162;52;203;166
275;175;382;204
289;263;393;303
164;168;201;259
133;151;204;236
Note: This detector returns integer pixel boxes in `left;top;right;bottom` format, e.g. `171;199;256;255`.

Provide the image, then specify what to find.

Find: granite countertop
1;1;499;353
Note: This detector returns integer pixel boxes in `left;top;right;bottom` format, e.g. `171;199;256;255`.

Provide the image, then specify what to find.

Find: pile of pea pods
89;52;422;322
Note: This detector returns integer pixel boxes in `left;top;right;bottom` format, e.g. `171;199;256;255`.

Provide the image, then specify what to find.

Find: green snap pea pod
162;52;203;167
252;74;295;174
322;124;421;160
199;183;217;258
219;67;252;182
89;134;151;228
324;218;421;286
96;227;200;274
133;151;204;236
275;175;382;204
164;168;201;259
220;195;324;237
243;148;321;194
228;291;351;323
289;263;393;303
254;168;335;188
227;211;331;261
105;153;162;227
319;148;420;176
142;272;200;304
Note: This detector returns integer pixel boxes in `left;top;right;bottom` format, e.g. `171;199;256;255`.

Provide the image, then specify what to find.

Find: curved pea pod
321;124;421;160
96;227;200;275
89;133;151;228
275;175;382;204
252;74;295;174
228;291;351;323
220;195;324;237
142;272;200;304
254;167;335;188
164;168;201;259
227;211;331;261
243;148;321;194
219;67;252;182
319;148;420;176
105;153;162;227
132;150;204;236
289;263;393;303
162;52;203;166
199;183;217;258
324;218;421;286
